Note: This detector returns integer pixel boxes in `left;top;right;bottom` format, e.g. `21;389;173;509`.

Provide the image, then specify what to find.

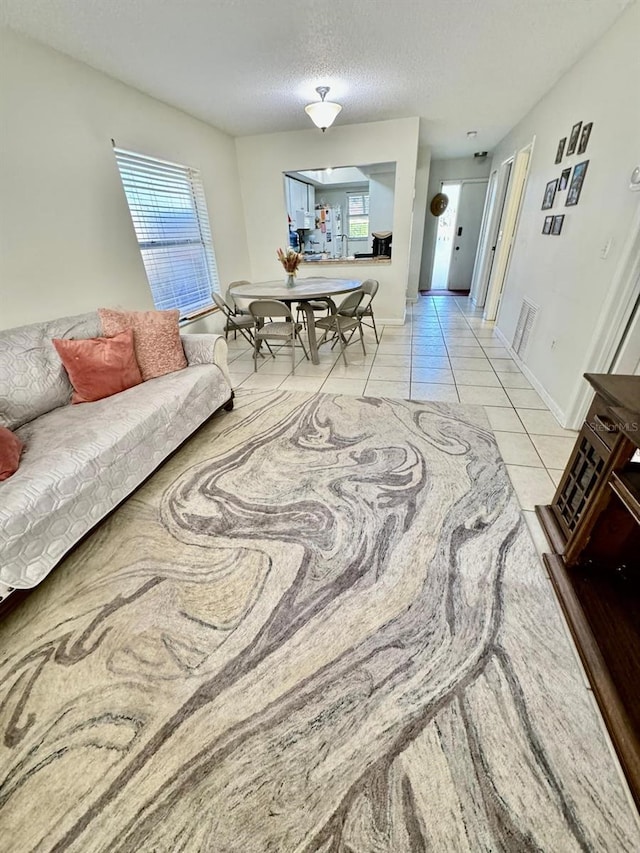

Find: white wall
235;118;420;323
490;1;640;424
369;172;395;234
0;28;250;332
419;156;492;290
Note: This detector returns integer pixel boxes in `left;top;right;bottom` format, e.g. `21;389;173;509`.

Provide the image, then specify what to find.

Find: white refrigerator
303;205;344;258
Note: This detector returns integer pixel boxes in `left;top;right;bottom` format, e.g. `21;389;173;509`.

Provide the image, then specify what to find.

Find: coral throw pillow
0;427;24;481
98;308;187;381
52;329;143;404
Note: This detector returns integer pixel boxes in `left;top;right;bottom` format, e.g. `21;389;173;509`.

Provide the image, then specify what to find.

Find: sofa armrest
181;333;231;389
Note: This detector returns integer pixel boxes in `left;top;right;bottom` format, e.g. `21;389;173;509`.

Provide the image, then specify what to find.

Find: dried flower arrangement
277;247;303;275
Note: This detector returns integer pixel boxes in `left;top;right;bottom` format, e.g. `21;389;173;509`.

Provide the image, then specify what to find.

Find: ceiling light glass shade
304;87;342;131
305;100;342;131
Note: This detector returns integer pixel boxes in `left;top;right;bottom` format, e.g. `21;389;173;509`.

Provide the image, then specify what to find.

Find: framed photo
566;121;582;155
551;215;564;235
542;215;553;235
566;160;589;206
577;122;593;155
541;178;558;210
555;137;566;164
558;168;571;191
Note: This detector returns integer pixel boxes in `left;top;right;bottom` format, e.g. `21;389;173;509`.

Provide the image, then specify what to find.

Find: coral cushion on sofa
98;308;187;381
52;329;143;404
0;426;24;481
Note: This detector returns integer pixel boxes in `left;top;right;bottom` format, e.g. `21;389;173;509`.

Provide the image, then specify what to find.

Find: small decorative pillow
98;308;187;381
0;426;24;481
52;329;143;404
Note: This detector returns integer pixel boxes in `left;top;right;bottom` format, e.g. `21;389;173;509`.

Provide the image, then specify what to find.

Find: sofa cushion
99;308;187;381
53;329;143;404
1;363;230;589
0;312;101;429
0;427;23;481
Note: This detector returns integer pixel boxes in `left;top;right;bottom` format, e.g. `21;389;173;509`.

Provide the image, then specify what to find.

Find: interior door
447;180;489;291
470;164;512;307
484;144;532;321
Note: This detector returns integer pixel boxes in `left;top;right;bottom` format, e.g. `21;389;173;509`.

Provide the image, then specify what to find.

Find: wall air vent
512;298;538;358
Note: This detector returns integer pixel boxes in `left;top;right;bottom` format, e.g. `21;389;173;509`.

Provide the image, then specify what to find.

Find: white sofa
0;311;232;599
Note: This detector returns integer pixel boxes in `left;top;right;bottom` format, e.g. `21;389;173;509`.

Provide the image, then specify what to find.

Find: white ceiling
0;0;632;157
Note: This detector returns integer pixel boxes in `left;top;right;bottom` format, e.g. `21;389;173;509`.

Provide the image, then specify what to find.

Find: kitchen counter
300;257;391;266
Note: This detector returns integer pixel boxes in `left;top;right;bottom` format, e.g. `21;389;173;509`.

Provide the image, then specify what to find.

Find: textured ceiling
0;0;632;157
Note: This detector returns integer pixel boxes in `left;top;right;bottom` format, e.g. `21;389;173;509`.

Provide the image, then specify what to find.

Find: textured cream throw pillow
98;308;187;381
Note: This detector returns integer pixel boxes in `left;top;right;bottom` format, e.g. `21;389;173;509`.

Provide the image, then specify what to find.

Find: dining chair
355;279;380;343
294;277;333;328
315;291;366;366
248;300;309;374
212;292;258;348
226;280;252;317
296;296;335;329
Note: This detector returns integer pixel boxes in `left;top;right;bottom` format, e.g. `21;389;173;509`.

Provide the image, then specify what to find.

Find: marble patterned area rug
0;390;638;852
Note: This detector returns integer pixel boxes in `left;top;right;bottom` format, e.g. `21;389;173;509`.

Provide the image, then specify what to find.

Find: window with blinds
114;148;219;318
347;193;370;239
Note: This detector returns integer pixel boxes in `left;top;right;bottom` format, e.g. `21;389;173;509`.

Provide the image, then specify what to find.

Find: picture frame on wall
566;121;582;155
551;215;565;235
577;122;593;155
566;160;589;206
542;178;559;210
543;216;554;235
555;137;566;164
559;168;571;191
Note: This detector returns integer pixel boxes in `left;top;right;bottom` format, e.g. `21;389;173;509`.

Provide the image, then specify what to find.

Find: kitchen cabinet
285;177;314;220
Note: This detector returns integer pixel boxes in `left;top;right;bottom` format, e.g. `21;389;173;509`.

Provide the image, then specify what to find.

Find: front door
447;180;489;291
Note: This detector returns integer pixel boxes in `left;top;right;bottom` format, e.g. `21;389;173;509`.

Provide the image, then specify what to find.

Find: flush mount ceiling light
305;87;342;132
467;130;478;139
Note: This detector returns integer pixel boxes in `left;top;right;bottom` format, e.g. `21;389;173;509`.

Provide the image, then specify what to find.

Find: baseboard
493;328;569;428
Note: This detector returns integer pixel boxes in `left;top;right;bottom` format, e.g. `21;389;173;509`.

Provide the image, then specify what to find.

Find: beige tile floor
226;293;579;539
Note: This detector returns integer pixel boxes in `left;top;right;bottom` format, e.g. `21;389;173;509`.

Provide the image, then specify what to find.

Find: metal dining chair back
315;291;366;366
248;300;309;374
212;292;257;348
356;279;380;343
226;280;252;316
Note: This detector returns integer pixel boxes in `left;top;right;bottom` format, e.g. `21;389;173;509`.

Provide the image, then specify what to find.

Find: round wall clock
430;192;449;216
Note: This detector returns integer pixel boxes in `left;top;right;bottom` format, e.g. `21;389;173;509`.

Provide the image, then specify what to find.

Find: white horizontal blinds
114;148;219;317
347;193;369;216
347;192;370;239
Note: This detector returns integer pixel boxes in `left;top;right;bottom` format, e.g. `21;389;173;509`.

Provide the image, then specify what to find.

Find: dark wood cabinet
536;374;640;809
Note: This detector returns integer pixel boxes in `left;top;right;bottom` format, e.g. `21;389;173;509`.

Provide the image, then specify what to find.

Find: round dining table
230;277;362;364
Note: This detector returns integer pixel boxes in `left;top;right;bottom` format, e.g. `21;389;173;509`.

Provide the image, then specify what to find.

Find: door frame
429;179;461;290
564;198;640;427
445;178;489;291
611;291;640;374
484;139;535;321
